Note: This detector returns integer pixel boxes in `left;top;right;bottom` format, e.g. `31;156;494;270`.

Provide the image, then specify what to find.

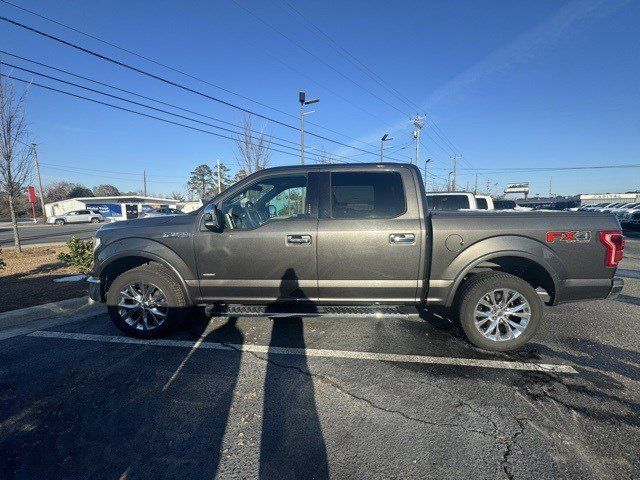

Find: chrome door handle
389;233;415;244
287;234;311;245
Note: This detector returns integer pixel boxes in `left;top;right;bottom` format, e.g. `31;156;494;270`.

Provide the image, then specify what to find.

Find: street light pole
299;91;319;165
423;158;431;189
380;133;393;162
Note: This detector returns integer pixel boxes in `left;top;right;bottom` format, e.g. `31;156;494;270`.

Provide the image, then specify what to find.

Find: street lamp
423;158;432;189
380;133;393;162
299;91;319;165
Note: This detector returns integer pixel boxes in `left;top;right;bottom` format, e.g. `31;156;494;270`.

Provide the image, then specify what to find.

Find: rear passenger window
330;172;405;219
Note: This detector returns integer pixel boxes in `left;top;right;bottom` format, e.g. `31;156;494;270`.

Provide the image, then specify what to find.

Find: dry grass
0;245;88;312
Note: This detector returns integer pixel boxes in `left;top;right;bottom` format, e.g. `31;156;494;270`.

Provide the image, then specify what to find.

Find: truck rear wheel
456;272;542;351
106;263;187;338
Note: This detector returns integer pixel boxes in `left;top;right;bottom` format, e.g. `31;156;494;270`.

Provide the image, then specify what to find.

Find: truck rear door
316;167;423;303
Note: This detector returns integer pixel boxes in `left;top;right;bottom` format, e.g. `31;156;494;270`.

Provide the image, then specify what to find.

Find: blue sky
1;0;638;196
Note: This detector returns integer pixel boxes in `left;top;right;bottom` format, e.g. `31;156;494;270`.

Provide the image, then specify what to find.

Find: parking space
1;251;638;479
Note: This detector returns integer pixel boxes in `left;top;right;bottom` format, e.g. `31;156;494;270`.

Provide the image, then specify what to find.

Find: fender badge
546;231;591;243
161;232;190;238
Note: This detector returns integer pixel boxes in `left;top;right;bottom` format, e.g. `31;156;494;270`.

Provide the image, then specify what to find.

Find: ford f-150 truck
88;163;624;351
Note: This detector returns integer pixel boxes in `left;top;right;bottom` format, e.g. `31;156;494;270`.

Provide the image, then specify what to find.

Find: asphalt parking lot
1;240;638;479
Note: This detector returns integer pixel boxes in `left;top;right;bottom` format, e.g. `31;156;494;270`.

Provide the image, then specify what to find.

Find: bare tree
0;75;31;252
234;115;271;174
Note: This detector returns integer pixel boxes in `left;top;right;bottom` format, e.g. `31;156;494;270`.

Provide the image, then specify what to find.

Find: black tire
55;219;65;226
456;272;542;351
106;262;187;338
90;217;100;223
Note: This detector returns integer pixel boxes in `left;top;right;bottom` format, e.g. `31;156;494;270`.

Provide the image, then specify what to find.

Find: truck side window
220;175;308;229
330;172;405;219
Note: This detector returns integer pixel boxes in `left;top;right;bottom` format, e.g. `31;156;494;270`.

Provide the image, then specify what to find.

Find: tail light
599;231;624;267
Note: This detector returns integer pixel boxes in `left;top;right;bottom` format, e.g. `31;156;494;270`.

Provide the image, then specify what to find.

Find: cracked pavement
0;241;638;479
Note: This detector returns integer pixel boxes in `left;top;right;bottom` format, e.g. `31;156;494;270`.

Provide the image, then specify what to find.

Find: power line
0;2;385;150
1;60;307;154
0;50;300;147
0;15;403;160
230;0;411;118
4;62;392;165
0;73;338;163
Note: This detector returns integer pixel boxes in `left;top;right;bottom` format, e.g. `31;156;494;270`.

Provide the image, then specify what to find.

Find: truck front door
316;168;423;303
194;172;319;303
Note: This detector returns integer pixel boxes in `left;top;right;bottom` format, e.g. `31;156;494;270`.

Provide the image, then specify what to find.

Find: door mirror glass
203;205;222;231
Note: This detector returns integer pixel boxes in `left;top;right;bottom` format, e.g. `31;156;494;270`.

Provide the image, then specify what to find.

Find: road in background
0;222;101;247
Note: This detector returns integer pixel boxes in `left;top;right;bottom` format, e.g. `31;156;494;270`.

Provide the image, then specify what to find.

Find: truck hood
97;215;195;233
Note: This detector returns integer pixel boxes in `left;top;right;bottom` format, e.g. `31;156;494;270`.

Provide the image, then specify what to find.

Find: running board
208;304;418;319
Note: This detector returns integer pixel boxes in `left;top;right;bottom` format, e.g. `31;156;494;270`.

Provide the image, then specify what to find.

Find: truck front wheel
456;272;542;351
106;263;187;338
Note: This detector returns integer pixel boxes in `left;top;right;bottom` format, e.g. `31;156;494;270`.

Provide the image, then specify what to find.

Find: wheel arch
95;241;195;305
443;236;564;308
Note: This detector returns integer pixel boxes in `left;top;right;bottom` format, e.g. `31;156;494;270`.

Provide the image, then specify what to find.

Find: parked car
623;210;640;228
475;195;494;210
47;210;104;225
88;163;624;352
610;202;639;219
140;208;184;218
425;192;477;211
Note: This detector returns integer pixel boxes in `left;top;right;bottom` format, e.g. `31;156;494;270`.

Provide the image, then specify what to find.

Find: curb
0;297;104;331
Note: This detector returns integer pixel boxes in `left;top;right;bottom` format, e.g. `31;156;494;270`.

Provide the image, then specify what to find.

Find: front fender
94;237;195;303
442;235;565;307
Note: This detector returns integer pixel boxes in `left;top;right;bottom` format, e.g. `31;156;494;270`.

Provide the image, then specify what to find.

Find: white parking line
27;330;578;374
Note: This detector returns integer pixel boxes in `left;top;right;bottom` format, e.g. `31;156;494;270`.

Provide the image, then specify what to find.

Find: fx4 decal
546;231;591;243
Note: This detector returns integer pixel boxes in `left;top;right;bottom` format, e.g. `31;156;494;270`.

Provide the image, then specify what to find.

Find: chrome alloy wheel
117;282;169;331
473;288;531;342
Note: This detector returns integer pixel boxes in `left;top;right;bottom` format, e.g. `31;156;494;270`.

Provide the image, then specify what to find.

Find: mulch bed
0;246;87;313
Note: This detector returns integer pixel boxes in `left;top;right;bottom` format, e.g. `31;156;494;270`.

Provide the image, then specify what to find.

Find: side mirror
268;204;277;218
203;206;222;231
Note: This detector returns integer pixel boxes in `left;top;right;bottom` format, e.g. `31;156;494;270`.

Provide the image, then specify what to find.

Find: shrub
57;237;93;274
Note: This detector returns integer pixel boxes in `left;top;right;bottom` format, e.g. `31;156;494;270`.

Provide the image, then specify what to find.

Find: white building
45;195;200;221
579;193;639;206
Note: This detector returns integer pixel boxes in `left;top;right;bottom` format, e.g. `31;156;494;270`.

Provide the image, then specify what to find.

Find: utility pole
217;159;222;194
143;169;147;196
411;115;426;165
486;179;491;195
451;155;459;191
31;144;46;221
380;133;393;162
299;91;319;165
474;173;478;195
548;177;552;197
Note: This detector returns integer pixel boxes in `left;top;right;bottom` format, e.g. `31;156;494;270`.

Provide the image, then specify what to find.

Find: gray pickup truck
88;163;624;351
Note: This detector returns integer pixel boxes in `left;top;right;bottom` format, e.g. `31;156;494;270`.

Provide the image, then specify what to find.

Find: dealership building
45;195;202;220
578;193;640;206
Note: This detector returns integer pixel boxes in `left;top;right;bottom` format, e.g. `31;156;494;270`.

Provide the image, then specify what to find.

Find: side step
208;304;419;319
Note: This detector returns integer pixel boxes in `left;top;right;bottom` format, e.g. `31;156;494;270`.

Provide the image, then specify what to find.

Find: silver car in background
47;209;104;225
139;207;184;218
